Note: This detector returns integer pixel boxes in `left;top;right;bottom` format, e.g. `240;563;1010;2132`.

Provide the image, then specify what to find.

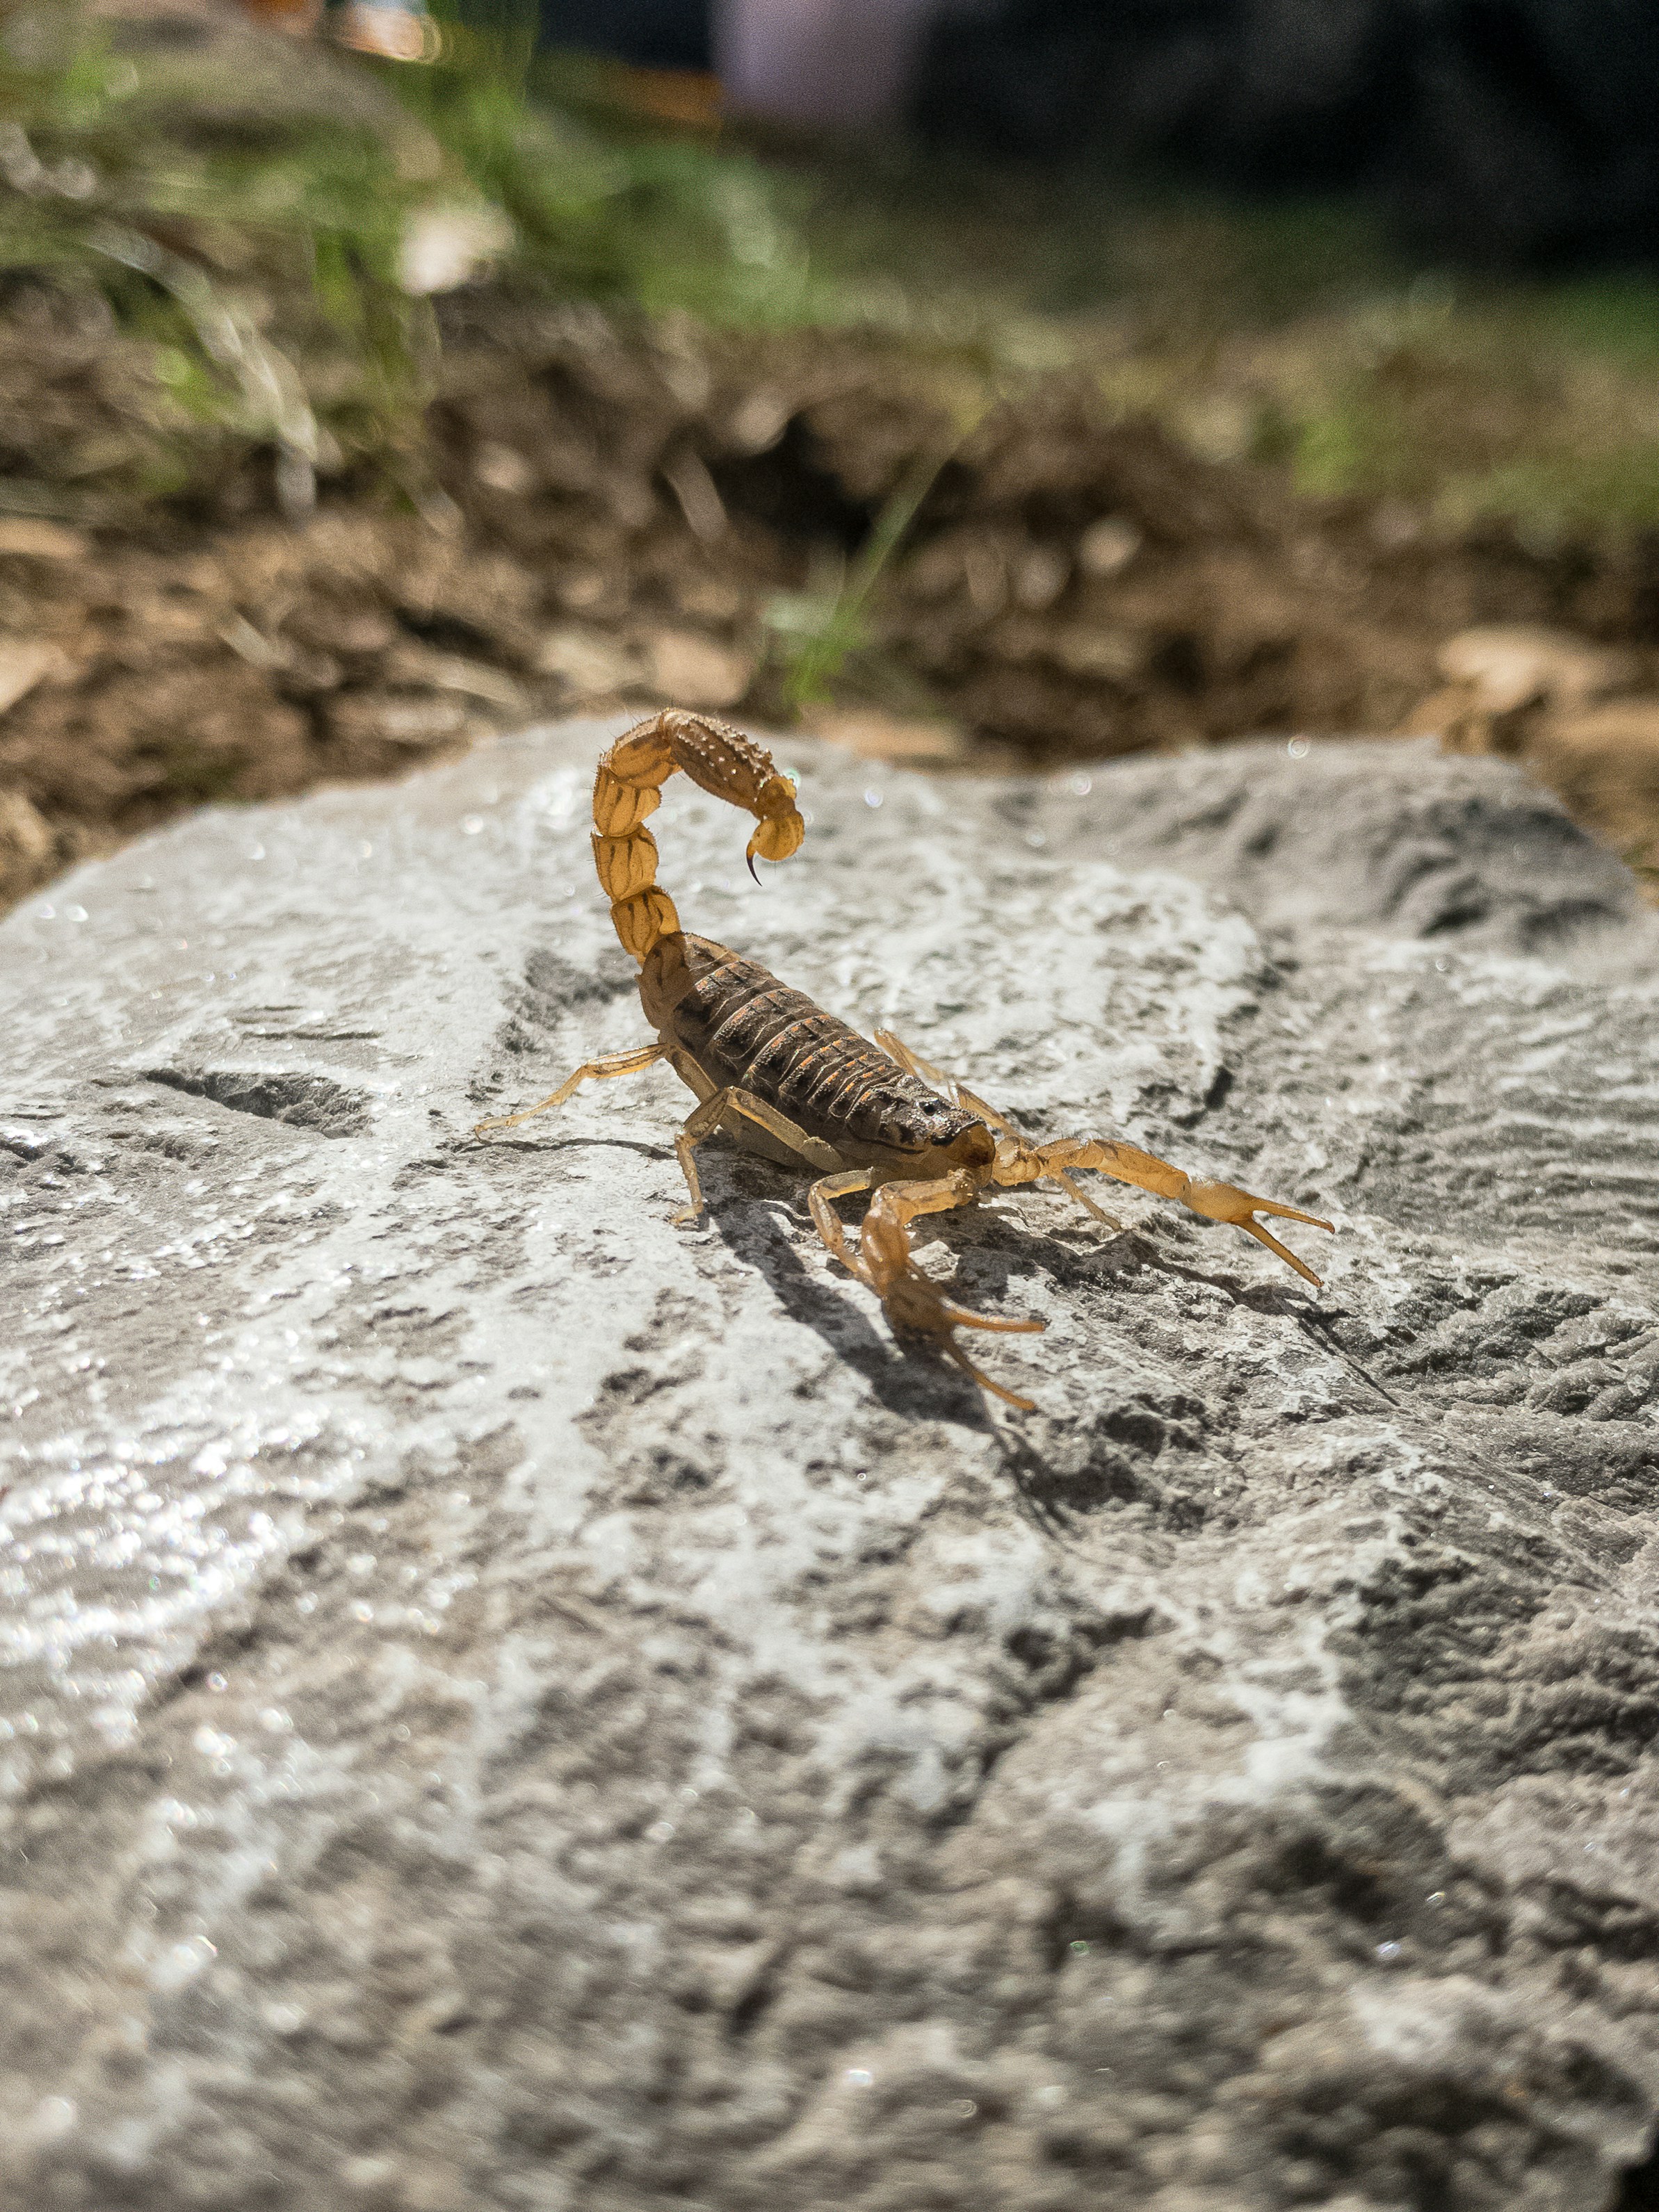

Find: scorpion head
871;1089;995;1169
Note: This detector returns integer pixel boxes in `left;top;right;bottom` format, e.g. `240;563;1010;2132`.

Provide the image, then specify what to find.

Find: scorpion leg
807;1168;875;1274
858;1173;1044;1411
876;1030;1124;1230
672;1085;840;1227
1001;1136;1333;1286
1051;1169;1126;1232
472;1043;667;1138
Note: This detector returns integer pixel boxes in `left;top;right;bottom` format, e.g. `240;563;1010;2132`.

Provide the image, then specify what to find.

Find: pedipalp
992;1134;1334;1286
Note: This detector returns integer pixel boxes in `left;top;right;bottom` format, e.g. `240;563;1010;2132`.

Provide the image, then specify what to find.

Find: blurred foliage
763;480;924;710
0;0;820;515
798;152;1659;537
401;24;818;323
0;0;446;505
6;0;1659;539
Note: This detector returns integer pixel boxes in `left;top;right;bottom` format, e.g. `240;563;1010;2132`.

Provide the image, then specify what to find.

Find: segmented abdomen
670;944;941;1148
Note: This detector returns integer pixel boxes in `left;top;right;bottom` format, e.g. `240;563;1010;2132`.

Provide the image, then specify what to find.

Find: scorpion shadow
702;1154;1012;1427
492;1135;1389;1443
1122;1246;1398;1408
469;1129;998;1421
702;1148;1393;1459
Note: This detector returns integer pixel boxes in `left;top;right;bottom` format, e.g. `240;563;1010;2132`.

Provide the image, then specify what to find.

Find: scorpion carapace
476;708;1334;1410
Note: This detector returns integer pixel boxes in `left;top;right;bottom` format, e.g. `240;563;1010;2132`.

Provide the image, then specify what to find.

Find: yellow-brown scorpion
476;710;1334;1408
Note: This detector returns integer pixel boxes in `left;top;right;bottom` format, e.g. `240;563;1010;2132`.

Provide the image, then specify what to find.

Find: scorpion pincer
475;709;1334;1410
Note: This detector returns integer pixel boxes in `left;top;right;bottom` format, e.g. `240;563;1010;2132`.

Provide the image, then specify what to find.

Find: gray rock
3;724;1659;2212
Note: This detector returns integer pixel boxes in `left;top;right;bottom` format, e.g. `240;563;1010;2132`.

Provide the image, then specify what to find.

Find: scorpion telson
474;709;1334;1410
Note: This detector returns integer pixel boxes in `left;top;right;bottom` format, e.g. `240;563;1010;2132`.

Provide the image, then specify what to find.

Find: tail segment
592;710;806;960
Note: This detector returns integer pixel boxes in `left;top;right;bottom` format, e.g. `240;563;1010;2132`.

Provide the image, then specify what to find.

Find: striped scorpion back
642;932;980;1157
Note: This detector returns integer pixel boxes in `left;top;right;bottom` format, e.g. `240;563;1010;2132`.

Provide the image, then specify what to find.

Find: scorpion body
641;932;992;1170
477;710;1333;1408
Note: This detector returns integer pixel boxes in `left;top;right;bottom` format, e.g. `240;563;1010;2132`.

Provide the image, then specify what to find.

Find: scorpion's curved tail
592;710;806;961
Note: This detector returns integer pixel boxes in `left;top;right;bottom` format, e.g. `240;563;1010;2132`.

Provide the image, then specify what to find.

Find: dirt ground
4;285;1659;909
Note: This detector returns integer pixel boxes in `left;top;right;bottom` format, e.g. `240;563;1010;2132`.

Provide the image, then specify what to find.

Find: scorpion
475;710;1333;1410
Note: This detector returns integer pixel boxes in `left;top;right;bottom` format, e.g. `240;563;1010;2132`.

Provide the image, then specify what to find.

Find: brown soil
5;289;1659;909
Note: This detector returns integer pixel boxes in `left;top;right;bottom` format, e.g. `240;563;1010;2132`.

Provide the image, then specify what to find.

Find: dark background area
918;0;1659;265
528;0;1659;267
537;0;710;69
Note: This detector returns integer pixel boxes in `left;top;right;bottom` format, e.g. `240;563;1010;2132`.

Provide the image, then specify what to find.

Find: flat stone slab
3;723;1659;2212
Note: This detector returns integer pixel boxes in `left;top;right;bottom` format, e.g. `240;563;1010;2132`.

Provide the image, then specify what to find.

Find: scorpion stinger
589;707;804;962
474;710;1335;1410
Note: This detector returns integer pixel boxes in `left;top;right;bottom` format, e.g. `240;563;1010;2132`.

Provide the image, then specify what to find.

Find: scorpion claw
941;1341;1037;1413
891;1296;1039;1411
857;1187;1042;1408
938;1296;1045;1336
1182;1180;1334;1287
874;1261;1042;1406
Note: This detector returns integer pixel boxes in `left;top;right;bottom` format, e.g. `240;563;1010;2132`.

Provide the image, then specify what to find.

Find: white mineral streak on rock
2;724;1658;2208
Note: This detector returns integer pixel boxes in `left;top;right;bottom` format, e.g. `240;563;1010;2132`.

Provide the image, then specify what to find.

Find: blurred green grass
796;151;1659;538
8;0;1659;539
0;0;828;514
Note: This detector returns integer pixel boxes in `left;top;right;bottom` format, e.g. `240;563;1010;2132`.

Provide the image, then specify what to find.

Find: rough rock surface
3;723;1659;2212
